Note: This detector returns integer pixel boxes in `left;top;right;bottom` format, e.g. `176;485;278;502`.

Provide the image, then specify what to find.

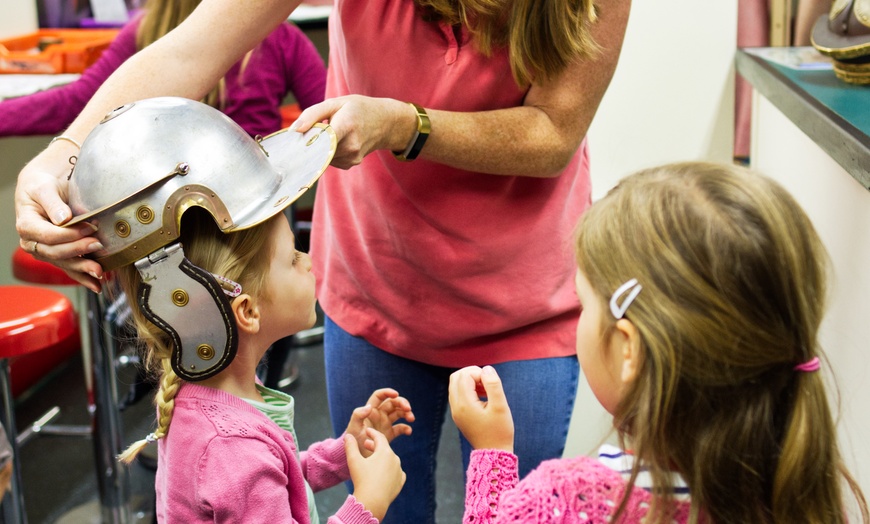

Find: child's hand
448;365;514;452
345;428;405;521
345;388;414;457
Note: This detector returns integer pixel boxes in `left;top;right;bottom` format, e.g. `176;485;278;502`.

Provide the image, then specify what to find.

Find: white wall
586;1;737;201
0;1;38;39
751;94;870;498
565;1;738;458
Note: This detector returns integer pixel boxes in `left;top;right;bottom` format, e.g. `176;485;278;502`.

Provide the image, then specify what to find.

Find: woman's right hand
344;428;405;521
291;95;420;170
15;142;105;293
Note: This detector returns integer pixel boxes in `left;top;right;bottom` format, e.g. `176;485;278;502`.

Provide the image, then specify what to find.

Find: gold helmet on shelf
811;0;870;84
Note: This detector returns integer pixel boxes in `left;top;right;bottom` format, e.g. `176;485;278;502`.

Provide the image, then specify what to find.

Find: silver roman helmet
65;96;336;381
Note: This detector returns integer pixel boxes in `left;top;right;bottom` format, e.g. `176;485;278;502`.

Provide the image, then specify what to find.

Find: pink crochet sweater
464;450;692;523
154;383;377;523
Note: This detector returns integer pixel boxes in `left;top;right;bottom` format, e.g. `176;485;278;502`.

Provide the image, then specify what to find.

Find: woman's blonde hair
136;0;249;109
116;208;276;463
575;162;868;523
415;0;600;86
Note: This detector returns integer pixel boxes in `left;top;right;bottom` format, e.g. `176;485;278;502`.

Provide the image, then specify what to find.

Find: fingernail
88;242;104;251
84;222;99;232
53;210;70;224
483;366;495;375
89;271;102;280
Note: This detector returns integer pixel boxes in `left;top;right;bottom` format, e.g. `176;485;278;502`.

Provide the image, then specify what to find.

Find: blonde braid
117;359;182;464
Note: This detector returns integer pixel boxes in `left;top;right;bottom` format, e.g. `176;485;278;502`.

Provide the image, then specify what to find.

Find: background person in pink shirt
450;162;870;524
15;0;630;521
0;0;327;138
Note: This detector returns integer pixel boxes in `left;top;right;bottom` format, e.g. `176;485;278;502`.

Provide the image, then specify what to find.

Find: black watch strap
393;103;430;162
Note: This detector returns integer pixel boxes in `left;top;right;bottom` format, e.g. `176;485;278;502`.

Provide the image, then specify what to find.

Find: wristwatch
393;103;430;161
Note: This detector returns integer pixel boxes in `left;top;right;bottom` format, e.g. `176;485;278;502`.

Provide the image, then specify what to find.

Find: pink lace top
464;449;693;523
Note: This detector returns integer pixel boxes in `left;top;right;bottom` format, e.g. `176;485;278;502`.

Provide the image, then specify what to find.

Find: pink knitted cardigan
464;450;693;523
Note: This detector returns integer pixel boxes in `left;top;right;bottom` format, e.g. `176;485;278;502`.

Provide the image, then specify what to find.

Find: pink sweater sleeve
327;496;381;524
0;19;139;137
463;449;519;524
195;435;375;523
301;437;383;524
466;453;695;523
300;433;351;492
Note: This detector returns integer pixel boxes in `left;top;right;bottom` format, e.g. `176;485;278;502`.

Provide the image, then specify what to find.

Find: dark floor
6;334;465;523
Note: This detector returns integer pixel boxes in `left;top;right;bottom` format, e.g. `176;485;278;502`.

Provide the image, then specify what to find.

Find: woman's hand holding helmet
15;140;105;293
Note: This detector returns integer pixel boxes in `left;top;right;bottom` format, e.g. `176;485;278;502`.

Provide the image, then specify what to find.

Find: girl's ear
614;318;643;384
231;294;260;335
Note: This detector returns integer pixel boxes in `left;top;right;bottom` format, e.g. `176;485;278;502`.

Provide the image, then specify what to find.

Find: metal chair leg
85;291;132;524
0;360;28;524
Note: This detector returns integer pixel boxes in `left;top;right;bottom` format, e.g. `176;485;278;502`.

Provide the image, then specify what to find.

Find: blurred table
0;73;78;100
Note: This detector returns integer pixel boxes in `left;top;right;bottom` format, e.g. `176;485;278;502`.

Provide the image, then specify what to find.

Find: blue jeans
324;316;578;524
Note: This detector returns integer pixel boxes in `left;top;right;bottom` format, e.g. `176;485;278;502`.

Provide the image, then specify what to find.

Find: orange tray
0;28;119;74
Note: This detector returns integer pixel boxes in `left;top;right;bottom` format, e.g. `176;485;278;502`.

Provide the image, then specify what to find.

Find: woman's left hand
345;388;414;457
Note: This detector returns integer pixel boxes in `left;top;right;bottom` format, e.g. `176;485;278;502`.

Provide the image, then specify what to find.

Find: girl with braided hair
115;207;413;523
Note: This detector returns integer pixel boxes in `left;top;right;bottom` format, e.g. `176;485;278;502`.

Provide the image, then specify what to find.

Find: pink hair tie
794;356;820;372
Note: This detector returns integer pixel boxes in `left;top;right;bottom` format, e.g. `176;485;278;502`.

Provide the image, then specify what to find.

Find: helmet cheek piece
134;243;238;381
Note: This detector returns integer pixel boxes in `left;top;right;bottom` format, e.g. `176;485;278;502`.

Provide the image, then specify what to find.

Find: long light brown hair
415;0;600;86
575;162;868;523
117;208;275;463
135;0;235;108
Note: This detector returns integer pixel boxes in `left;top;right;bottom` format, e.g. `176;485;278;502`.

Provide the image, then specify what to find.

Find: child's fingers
375;398;415;423
365;388;400;408
361;425;396;453
344;433;362;462
389;408;414;424
479;366;507;404
376;395;411;412
351;405;373;422
389;423;413;438
365;426;389;450
449;366;485;406
345;405;372;436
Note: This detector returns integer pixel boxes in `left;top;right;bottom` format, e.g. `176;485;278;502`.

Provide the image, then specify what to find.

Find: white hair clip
212;273;242;298
610;278;642;319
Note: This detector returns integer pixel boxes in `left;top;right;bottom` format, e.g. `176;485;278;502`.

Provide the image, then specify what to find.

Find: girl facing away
450;161;869;523
116;208;413;523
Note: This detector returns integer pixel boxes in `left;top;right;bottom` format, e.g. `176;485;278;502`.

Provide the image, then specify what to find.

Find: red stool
11;247;132;523
10;249;79;397
0;285;78;524
279;102;302;129
12;248;78;286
